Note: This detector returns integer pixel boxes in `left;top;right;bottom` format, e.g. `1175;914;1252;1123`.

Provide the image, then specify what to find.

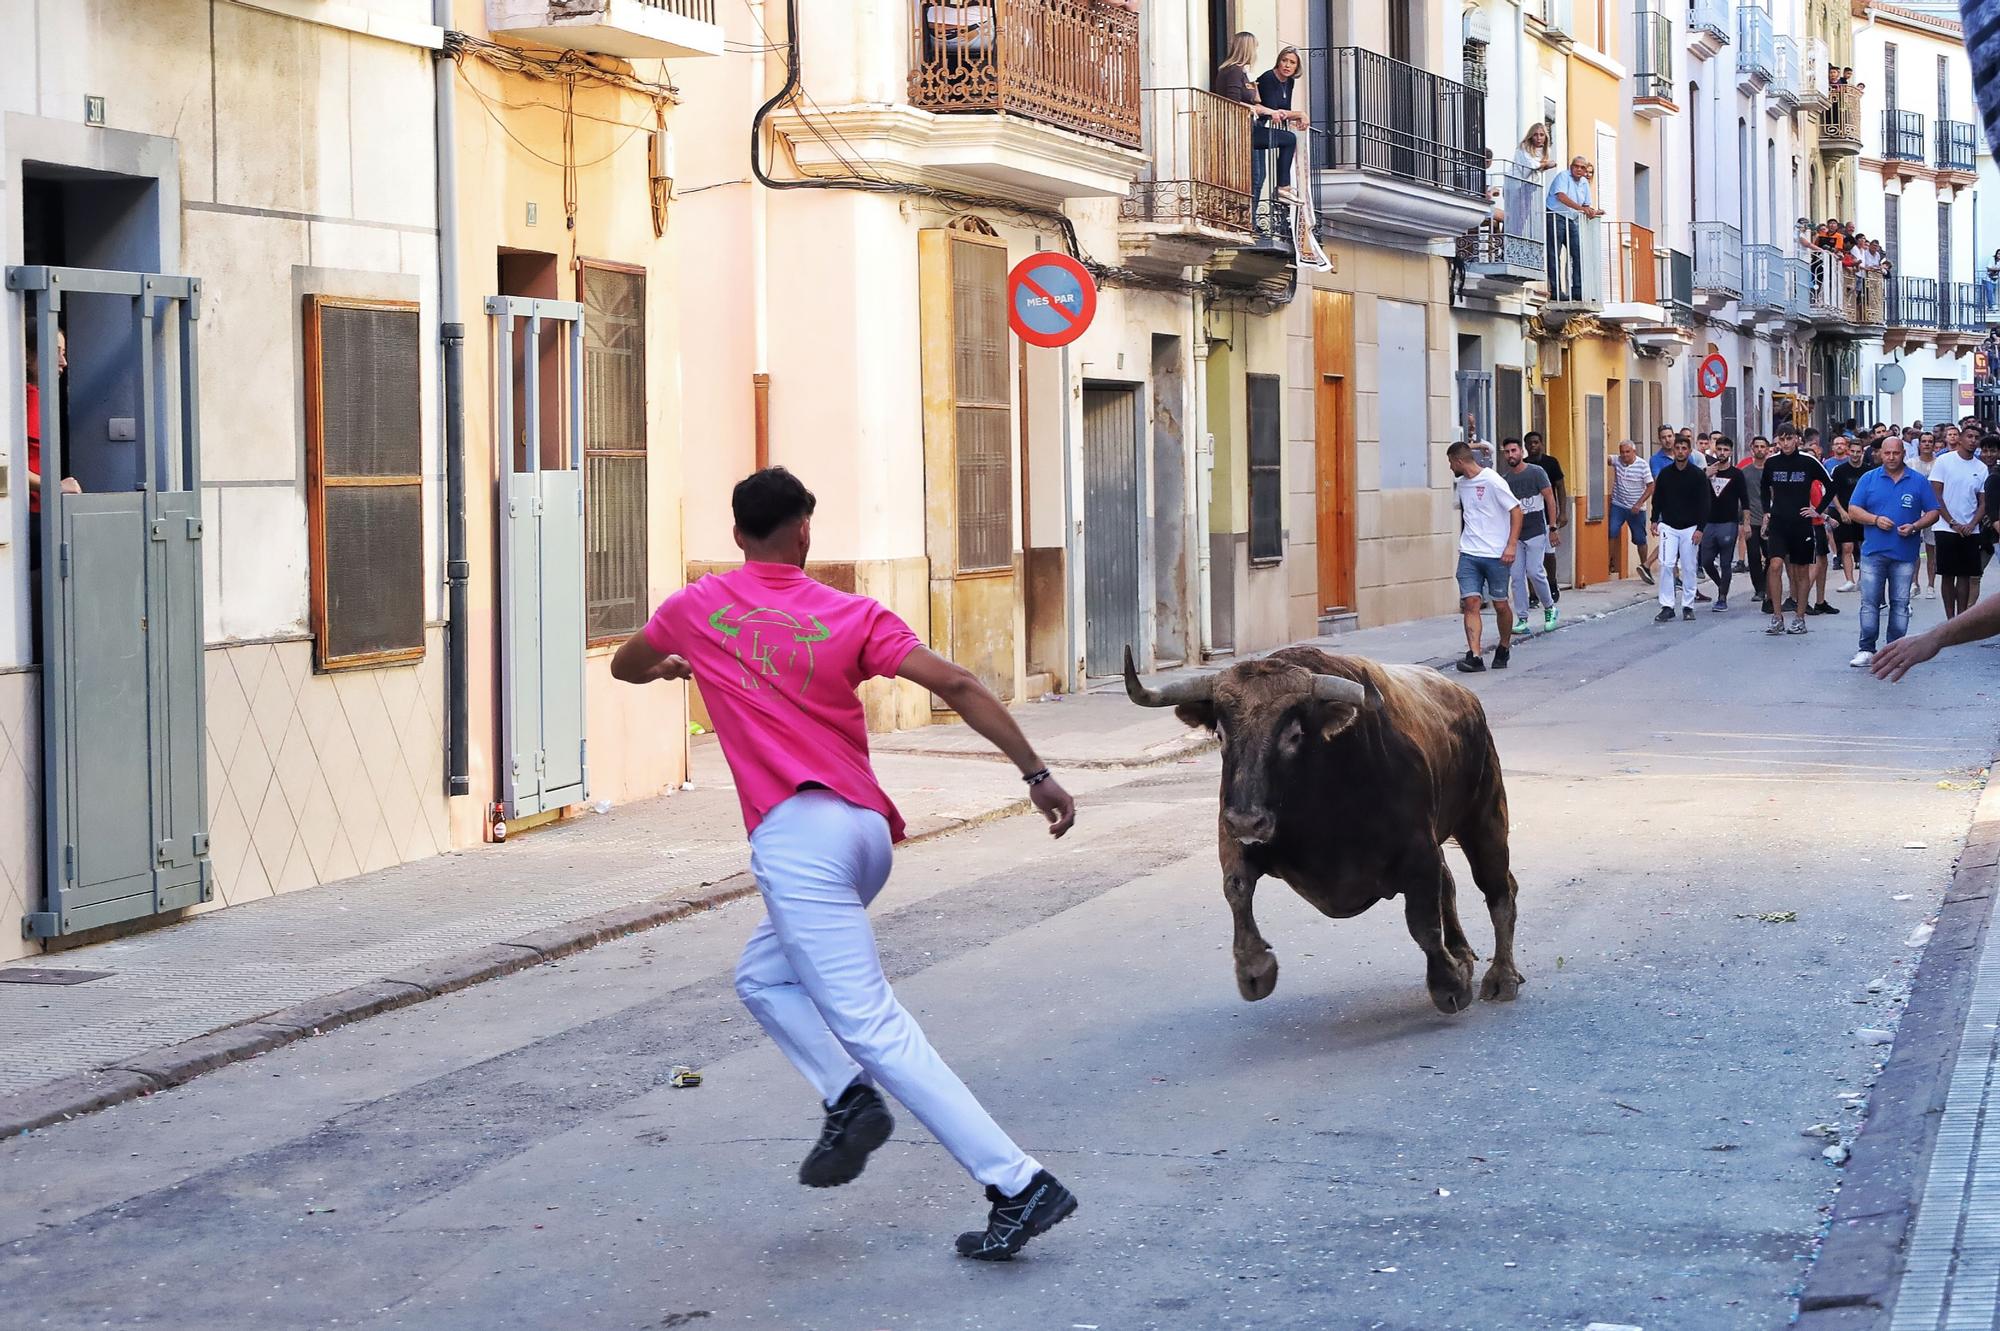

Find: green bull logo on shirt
708;604;833;697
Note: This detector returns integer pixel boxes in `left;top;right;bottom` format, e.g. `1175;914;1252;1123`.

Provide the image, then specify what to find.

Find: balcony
1742;242;1787;322
1119;88;1254;272
1532;0;1576;48
780;0;1146;202
1807;251;1888;330
1543;212;1604;320
1601;222;1666;325
1455;160;1546;293
1885;276;1938;353
1798;37;1830;111
1633;2;1676;117
1692;220;1743;310
484;0;723;58
1817;84;1863;155
1632;247;1696;351
1938;120;1980;186
1303;46;1490;246
1688;0;1730;60
1767;35;1799;116
1735;3;1773;95
1942;281;1987;351
1882;109;1927;174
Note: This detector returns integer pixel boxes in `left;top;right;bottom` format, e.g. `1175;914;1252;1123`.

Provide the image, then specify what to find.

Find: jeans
1511;531;1553;611
737;790;1039;1194
1658;525;1699;608
1609;504;1649;550
1250;126;1298;209
1857;554;1917;652
1699;522;1740;600
1546;214;1582;299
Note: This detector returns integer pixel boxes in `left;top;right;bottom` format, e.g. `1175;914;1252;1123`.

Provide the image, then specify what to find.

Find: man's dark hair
732;466;817;540
1524;431;1543;445
1445;441;1474;462
1501;436;1522;450
1713;434;1734;455
1777;423;1802;440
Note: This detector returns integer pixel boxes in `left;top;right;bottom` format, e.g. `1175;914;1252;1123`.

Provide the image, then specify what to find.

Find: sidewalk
0;577;1653;1135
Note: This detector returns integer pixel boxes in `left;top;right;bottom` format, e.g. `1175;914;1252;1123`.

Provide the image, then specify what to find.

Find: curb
1795;780;2000;1326
0;796;1041;1140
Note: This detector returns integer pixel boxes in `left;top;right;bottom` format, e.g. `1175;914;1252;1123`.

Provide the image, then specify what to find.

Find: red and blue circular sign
1007;253;1097;348
1697;353;1729;399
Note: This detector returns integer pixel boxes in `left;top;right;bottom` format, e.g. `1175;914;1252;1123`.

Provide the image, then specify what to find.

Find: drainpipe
1191;291;1214;657
435;0;471;797
751;0;771;469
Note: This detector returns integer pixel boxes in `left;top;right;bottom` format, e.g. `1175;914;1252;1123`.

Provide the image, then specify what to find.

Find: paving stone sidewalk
0;577;1651;1134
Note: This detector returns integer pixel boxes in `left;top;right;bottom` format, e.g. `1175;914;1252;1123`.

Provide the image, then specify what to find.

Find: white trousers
736;789;1039;1195
1658;524;1699;608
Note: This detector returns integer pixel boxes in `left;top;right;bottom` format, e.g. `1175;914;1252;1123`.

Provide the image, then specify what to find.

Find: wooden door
1313;290;1358;613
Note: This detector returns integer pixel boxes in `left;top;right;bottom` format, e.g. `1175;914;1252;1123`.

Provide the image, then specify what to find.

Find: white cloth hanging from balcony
1287;154;1332;274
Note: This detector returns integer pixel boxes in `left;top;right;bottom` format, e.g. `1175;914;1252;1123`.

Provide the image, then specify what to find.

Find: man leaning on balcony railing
1545;155;1602;300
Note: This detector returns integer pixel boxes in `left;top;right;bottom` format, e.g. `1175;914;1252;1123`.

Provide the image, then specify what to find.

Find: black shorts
1766;520;1817;567
1938;530;1985;578
1813;526;1830;558
1835;522;1864;549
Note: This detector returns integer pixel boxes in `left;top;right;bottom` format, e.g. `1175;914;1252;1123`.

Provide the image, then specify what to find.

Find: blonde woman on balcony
1508;122;1556;242
1215;33;1302;223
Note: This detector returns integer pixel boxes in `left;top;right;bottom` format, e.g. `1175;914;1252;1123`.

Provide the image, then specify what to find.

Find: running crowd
1448;418;2000;672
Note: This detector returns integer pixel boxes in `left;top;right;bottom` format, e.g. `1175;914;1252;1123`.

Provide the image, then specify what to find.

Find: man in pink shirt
612;468;1079;1260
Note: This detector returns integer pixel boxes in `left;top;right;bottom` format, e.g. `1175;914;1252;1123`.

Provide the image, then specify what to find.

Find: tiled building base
2;632;449;963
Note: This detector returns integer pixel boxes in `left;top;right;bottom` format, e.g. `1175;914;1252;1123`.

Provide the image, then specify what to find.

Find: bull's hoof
1479;965;1524;1002
1236;952;1279;1002
1427;956;1475;1014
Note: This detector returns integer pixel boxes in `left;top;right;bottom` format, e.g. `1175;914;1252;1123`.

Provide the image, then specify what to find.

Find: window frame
1248;372;1284;565
576;255;652;646
302;293;426;673
947;229;1015;578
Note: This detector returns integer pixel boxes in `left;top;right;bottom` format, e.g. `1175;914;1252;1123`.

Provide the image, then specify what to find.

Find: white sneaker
1837;581;1856;593
1927;585;1938;598
1849;650;1875;668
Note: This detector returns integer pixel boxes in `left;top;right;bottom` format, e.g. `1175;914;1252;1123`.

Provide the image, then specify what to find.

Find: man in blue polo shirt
1845;435;1940;667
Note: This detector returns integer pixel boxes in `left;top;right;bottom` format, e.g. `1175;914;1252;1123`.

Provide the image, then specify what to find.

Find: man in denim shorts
1449;441;1523;673
1607;440;1656;583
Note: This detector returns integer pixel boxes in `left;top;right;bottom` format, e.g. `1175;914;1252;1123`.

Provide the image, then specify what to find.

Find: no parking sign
1007;253;1097;348
1697;353;1729;399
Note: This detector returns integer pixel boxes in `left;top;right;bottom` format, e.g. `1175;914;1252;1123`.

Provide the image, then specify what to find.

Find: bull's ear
1317;701;1364;743
1174;700;1217;731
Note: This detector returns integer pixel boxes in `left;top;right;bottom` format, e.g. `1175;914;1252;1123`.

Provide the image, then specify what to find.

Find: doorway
1082;384;1143;676
1313;290;1357;615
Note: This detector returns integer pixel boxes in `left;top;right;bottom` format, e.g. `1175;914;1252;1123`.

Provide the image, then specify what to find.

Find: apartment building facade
1851;2;1994;427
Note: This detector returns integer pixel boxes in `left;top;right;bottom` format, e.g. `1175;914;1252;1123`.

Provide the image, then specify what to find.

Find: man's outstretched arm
1870;594;2000;681
897;647;1077;837
609;631;691;685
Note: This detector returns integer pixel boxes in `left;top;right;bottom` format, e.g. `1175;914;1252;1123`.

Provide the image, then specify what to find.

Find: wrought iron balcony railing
908;0;1141;149
1743;242;1785;310
1736;2;1774;81
1545;211;1604;306
1121;87;1253;236
1303;46;1486;200
1693;220;1743;298
1457;158;1546;270
1888;275;1938;328
1945;281;1986;332
1883;109;1927;163
1817;84;1863;148
1939;120;1979;174
1689;0;1730;45
1633;2;1673;103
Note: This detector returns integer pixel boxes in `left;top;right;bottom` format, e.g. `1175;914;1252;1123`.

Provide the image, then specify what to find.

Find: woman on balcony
1215;33;1303;225
1254;46;1308;210
1509;123;1556;243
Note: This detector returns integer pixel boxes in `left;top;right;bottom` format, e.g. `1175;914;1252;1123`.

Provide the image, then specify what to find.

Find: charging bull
1124;646;1521;1014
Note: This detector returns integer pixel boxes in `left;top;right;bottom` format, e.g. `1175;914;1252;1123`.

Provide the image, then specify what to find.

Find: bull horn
1123;645;1216;708
1310;672;1370;707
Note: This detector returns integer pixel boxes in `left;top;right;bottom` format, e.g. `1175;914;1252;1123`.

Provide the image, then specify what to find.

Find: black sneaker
1654;607;1675;623
1733;560;1748;573
955;1170;1077;1260
1782;596;1797;612
1694;590;1712;603
1714;597;1729;612
1492;646;1510;669
1638;565;1655;585
798;1083;895;1188
1761;598;1774;615
1681;606;1695;621
1455;652;1486;673
1815;601;1840;615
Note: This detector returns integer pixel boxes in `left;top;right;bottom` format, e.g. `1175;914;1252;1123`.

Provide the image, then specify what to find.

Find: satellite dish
1877;363;1908;396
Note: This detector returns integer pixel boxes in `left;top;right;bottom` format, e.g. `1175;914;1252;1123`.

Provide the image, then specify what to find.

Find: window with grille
1940;199;1953;292
304;297;424;671
1249;374;1283;563
580;261;649;641
1886;193;1900;267
1886;43;1898;110
951;236;1013;573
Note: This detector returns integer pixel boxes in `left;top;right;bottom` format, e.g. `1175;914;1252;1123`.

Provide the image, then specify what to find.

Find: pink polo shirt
644;562;922;841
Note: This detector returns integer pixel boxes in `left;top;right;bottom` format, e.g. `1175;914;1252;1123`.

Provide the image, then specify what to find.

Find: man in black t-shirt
1829;453;1866;592
1698;437;1749;611
1760;426;1836;635
1525;430;1565;606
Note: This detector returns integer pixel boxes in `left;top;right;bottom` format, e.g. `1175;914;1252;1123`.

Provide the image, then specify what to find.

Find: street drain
0;967;114;985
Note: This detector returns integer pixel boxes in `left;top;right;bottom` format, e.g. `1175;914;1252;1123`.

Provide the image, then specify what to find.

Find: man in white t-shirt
1930;430;1989;619
1448;440;1524;673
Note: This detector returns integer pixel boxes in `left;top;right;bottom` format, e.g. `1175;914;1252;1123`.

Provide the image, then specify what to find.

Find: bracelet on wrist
1023;767;1052;787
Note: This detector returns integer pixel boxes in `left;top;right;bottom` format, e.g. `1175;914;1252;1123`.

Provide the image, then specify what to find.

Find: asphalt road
3;591;1996;1331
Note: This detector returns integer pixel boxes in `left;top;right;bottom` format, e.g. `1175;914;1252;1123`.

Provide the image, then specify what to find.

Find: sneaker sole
959;1192;1079;1261
799;1108;895;1188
